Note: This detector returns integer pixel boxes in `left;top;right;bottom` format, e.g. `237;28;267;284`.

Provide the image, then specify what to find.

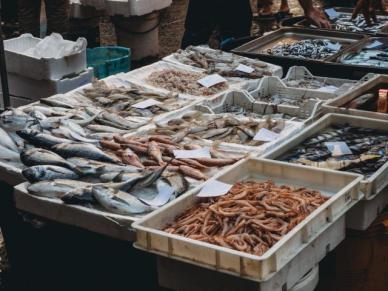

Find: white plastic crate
282;66;360;96
0;68;94;103
133;158;362;282
346;186;388;230
324;74;388;121
263;113;388;199
4;34;87;81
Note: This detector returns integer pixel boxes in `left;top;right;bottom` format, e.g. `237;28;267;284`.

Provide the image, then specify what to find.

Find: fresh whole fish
17;129;73;148
52;142;121;163
0;126;20;152
22;165;79;183
27;179;91;198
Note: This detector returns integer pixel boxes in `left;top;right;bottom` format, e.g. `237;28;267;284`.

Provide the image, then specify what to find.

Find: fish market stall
133;158;362;290
163;46;283;91
263;113;388;230
324;74;388;120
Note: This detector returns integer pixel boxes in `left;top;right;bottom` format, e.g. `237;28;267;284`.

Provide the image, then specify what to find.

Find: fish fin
113;171;125;182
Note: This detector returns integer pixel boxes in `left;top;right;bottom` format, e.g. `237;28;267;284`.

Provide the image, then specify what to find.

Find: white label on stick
366;40;383;50
173;147;211;159
325;8;339;19
325;142;353;157
235;64;255;73
139;184;175;207
326;42;341;51
197;180;233;198
198;74;227;88
132;98;162;109
254;128;280;142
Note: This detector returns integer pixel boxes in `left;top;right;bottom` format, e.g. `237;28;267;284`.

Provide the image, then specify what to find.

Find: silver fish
0;126;20;152
0;145;22;164
86;124;128;134
0;109;31;131
92;186;152;215
27;179;91;198
17;129;73;148
67;157;140;174
22;165;79;183
52;142;121;163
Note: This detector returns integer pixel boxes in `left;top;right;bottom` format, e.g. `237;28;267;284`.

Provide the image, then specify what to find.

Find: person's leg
181;0;216;48
258;0;274;17
44;0;70;36
219;0;252;40
18;0;41;36
279;0;290;12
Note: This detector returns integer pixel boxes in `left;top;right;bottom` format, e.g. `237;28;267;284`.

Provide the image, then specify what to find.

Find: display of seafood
340;41;388;68
164;180;328;256
279;124;388;177
172;46;273;79
329;14;388;34
256;92;321;107
221;104;301;121
150;110;286;146
343;88;388;113
80;80;191;118
99;134;244;181
266;39;342;60
147;69;229;96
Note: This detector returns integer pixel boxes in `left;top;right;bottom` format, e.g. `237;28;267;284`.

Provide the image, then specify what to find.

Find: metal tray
133;158;362;281
324;74;388;121
232;27;366;62
334;37;388;70
295;7;388;36
263;113;388;199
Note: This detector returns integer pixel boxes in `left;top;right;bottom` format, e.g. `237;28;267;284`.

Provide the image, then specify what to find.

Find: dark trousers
18;0;69;37
1;0;18;23
181;0;252;49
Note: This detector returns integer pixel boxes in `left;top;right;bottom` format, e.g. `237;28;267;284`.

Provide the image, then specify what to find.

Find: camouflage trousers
18;0;69;37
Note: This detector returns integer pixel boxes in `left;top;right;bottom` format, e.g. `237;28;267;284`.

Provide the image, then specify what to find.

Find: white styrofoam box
4;34;87;81
263;113;388;199
1;68;94;102
346;186;388;230
163;47;283;92
133;158;363;282
14;182;136;241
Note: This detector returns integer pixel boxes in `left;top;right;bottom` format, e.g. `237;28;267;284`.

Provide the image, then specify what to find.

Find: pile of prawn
164;180;328;256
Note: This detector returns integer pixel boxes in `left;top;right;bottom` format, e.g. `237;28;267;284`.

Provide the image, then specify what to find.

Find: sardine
17;129;73;148
27;179;90;198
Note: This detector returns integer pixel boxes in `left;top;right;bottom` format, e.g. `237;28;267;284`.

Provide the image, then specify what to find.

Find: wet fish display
147;69;229;96
266;39;342;60
99;134;244;181
81;80;190;118
172;46;273;79
325;14;388;34
164;180;328;256
150;111;287;146
279;124;388;177
340;41;388;68
221;104;301;121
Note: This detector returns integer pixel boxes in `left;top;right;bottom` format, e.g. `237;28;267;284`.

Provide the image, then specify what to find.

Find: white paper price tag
198;74;227;88
325;8;339;19
325;142;353;157
173;147;211;159
132;98;162;109
235;64;255;74
326;42;341;51
139;184;175;207
366;40;383;50
197;180;233;198
254;128;280;142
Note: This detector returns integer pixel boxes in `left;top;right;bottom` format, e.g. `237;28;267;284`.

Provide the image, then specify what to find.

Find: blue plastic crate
87;46;131;79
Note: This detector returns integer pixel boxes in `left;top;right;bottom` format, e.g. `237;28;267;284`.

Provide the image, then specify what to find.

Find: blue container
87;46;131;79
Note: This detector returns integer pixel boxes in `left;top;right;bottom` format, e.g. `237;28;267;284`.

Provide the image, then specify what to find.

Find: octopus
164;180;328;256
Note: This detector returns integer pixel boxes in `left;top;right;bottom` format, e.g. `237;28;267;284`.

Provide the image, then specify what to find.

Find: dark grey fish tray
233;28;366;63
294;7;388;37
